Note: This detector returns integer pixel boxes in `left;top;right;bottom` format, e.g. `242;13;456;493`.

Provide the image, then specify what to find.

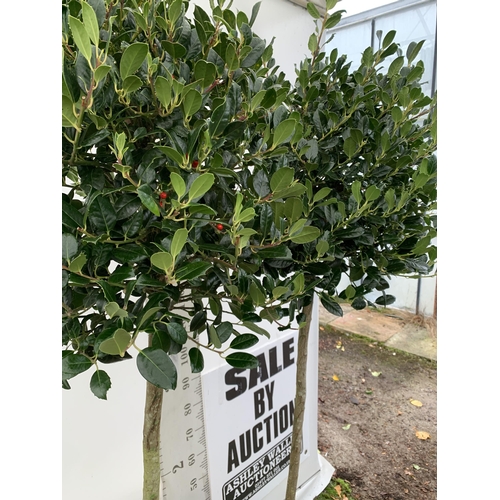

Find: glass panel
326;21;372;68
374;3;436;95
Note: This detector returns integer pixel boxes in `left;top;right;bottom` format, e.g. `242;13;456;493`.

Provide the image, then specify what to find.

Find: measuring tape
159;343;211;499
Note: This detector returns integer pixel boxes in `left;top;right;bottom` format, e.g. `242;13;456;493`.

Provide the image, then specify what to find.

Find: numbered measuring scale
159;296;334;500
160;346;211;499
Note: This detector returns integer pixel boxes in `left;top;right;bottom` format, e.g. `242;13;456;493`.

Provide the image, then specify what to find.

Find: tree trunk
143;334;164;500
285;301;313;500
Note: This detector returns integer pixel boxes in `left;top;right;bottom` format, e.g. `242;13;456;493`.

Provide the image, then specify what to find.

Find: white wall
364;274;436;316
189;0;316;80
62;341;148;500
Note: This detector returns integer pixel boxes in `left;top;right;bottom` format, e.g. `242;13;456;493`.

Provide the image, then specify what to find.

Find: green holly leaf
189;348;204;373
90;370;112;400
137;347;177;390
62;353;93;380
230;334;259;350
120;42;149;80
225;352;260;369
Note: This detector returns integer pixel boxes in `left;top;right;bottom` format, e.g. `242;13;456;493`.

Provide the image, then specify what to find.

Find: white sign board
160;295;334;499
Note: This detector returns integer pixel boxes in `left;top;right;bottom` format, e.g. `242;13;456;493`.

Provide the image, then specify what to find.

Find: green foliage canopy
62;0;437;399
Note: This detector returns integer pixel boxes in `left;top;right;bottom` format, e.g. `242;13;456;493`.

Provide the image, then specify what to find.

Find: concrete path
318;303;437;361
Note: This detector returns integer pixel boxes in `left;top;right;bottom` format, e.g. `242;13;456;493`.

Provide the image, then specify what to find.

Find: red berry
159;191;168;199
192;160;199;169
216;223;224;231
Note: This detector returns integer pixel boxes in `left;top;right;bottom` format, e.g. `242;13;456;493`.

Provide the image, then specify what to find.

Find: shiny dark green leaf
320;294;343;317
252;169;270;198
225;352;260;369
166;322;188;344
189;347;204;373
190;310;207;332
351;297;367;310
216;322;233;344
230;333;259;350
108;265;135;284
90;370;112;399
256;246;292;259
79;128;110;148
209;100;231;137
152;329;171;353
137;185;160;216
137;347;177;390
388;56;405;78
324;11;343;29
240;38;266;68
406;40;425;65
98;280;120;302
175;261;212;281
382;30;396;49
75;52;92;92
62;353;93;380
259;203;273;237
115;195;142;220
375;294;396;306
88;196;117;232
157;146;185;167
113;244;149;264
188;204;217;215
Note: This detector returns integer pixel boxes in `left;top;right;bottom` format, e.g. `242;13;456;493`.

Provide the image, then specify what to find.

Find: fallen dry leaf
410;399;423;407
415;431;431;440
332;374;340;381
370;370;382;377
319;326;325;331
334;485;342;495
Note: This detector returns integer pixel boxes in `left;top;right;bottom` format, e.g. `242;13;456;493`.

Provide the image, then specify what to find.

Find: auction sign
159;296;333;500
